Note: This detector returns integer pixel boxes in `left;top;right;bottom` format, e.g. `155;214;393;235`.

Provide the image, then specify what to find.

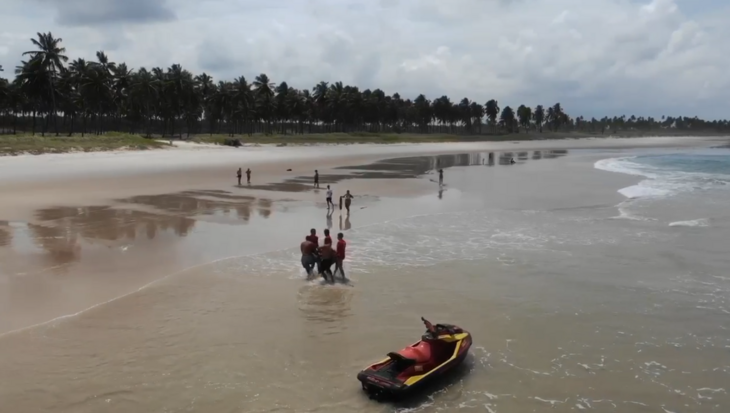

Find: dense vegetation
1;32;729;139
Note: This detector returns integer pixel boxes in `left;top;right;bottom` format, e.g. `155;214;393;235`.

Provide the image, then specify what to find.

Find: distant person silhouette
438;169;444;185
246;168;251;184
236;168;242;186
314;170;320;188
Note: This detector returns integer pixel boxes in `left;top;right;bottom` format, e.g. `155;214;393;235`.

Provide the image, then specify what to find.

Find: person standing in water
314;170;320;188
323;228;332;246
246;168;251;184
334;232;347;279
306;228;319;246
438;169;444;186
342;190;354;213
236;168;242;186
326;185;334;209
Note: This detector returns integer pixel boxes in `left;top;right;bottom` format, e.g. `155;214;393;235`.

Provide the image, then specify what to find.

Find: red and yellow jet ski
357;317;472;399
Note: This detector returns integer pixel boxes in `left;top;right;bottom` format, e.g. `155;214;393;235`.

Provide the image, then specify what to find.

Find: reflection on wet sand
231;150;570;195
338;150;569;175
339;214;351;231
23;206;197;268
119;190;256;217
257;198;273;218
0;221;11;247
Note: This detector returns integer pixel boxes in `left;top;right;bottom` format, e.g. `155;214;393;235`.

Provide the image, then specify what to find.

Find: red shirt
306;235;319;246
324;235;332;245
336;239;346;259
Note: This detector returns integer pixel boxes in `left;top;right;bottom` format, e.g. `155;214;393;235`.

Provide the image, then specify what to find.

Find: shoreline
0;136;721;222
0;149;634;337
0;136;720;336
0;132;727;157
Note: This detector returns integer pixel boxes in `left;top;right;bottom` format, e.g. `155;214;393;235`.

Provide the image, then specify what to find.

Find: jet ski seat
397;341;432;363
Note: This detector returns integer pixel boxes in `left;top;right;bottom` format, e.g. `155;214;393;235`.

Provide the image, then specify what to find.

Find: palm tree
500;106;516;133
22;32;68;136
2;32;729;138
533;105;545;132
485;99;499;132
517;104;532;133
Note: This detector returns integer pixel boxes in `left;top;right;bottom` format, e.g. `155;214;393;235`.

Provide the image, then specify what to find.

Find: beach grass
190;131;590;146
0;130;723;155
0;132;168;155
190;130;724;146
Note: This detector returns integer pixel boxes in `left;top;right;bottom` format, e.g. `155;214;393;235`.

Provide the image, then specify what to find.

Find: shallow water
1;148;729;412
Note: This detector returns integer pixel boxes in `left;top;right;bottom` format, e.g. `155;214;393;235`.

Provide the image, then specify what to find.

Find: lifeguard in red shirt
334;232;347;280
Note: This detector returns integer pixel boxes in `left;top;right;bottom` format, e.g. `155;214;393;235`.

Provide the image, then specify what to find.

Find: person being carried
318;238;336;282
300;236;317;276
334;232;347;280
236;168;242;186
246;168;251;184
326;185;334;209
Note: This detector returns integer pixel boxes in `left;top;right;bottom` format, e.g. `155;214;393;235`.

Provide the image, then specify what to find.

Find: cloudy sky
1;0;728;119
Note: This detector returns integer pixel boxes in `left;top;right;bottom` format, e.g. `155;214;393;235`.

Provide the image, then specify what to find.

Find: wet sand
1;137;728;412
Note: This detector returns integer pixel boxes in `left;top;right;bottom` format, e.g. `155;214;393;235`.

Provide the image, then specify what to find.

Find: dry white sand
0;136;723;221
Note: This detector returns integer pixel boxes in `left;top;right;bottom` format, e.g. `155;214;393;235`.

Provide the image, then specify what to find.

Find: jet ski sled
357;317;472;399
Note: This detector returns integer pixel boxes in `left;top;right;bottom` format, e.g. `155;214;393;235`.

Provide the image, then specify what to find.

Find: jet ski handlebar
421;317;457;335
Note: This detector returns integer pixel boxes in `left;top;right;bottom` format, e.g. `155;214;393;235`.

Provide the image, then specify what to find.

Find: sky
1;0;729;120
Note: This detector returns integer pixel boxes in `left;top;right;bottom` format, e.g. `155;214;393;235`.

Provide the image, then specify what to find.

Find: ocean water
2;149;729;413
595;148;730;226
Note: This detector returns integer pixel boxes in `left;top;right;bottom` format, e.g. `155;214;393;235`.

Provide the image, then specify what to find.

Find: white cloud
1;0;728;119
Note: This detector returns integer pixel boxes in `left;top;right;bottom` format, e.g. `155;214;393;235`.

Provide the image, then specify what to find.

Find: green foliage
0;132;165;155
1;30;729;156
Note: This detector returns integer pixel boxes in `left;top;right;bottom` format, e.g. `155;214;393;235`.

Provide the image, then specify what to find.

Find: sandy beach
1;136;729;413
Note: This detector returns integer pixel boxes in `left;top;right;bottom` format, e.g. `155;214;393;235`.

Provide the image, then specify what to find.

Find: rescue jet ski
356;317;472;399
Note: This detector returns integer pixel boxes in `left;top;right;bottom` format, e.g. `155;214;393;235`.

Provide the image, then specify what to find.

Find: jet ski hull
357;326;472;399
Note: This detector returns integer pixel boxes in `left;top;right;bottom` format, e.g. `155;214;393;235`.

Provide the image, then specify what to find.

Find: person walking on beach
334;232;347;279
246;168;251;184
300;237;317;276
326;185;334;209
237;168;242;186
438;169;444;186
342;190;354;213
314;170;320;188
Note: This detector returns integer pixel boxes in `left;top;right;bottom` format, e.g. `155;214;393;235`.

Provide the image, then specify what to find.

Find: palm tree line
1;32;728;138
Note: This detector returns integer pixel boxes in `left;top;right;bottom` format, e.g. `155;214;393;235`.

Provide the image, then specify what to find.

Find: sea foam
668;219;710;227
